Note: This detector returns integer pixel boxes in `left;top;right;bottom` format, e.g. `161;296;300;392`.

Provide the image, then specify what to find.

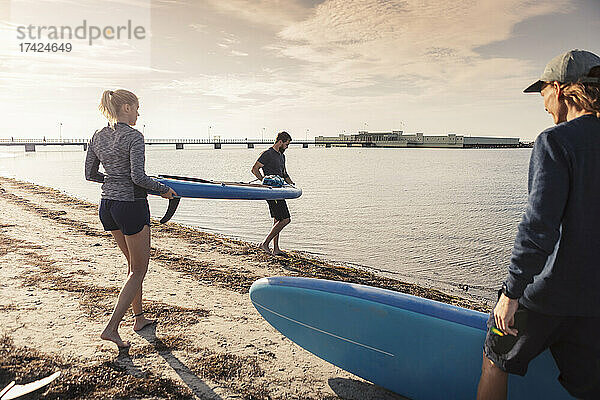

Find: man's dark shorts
99;198;150;236
266;199;290;221
484;301;600;399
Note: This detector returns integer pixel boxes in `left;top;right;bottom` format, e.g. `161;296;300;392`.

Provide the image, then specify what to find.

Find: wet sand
0;176;489;399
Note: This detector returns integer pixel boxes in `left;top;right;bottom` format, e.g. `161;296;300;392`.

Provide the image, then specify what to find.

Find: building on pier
315;130;520;148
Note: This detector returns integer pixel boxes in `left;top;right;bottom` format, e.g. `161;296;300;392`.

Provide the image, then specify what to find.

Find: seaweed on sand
0;335;194;399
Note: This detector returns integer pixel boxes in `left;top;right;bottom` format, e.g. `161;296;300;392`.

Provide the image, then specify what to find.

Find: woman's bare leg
111;230;154;331
101;225;150;348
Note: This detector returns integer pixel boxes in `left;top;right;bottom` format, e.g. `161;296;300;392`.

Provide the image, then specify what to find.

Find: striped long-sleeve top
85;122;169;200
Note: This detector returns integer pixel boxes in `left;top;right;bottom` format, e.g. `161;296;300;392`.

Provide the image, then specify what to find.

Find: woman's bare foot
259;243;272;254
100;327;130;349
273;249;286;256
133;316;156;332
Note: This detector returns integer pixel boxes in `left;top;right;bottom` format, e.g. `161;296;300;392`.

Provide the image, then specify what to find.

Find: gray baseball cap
524;49;600;93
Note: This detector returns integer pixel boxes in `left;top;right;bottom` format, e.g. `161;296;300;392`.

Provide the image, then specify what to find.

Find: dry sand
0;176;489;399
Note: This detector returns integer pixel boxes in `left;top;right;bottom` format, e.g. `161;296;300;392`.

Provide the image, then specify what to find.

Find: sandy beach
0;176;489;399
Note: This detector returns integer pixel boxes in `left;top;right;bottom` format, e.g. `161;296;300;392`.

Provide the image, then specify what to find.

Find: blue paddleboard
153;176;302;200
249;277;571;400
148;175;302;223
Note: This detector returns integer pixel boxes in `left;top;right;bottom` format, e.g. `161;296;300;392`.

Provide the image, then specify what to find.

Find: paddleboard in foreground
249;277;571;400
149;174;302;223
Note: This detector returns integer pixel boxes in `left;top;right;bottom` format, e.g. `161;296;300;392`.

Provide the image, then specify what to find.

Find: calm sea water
0;145;532;303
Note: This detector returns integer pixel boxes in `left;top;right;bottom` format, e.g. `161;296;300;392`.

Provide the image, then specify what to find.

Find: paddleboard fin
160;196;181;224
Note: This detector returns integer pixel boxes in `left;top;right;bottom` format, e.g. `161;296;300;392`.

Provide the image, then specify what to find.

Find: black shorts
266;199;290;221
484;301;600;398
99;198;150;236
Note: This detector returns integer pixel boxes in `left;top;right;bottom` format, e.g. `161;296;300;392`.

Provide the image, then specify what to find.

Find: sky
0;0;599;141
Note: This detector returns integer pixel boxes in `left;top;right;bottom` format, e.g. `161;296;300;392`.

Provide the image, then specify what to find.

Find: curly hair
560;66;600;118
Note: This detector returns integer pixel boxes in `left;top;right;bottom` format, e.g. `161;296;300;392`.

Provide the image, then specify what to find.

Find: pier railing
0;138;316;152
0;138;531;152
0;138;90;144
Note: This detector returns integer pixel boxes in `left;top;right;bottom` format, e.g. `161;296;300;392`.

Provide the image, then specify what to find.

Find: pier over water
0;135;531;152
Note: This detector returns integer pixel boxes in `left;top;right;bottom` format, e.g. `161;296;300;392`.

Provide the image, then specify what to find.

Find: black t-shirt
257;147;289;178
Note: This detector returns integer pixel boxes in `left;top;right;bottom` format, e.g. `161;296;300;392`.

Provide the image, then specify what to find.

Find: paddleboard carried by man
477;49;600;399
251;131;295;255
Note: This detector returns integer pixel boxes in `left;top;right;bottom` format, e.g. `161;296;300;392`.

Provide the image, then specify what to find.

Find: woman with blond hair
85;89;176;349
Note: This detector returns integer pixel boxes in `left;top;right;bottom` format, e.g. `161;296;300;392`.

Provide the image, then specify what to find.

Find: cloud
196;0;571;107
156;0;191;5
216;32;241;50
0;0;587;140
205;0;315;27
189;23;207;33
141;0;576;139
272;0;570;92
152;74;308;105
11;0;154;10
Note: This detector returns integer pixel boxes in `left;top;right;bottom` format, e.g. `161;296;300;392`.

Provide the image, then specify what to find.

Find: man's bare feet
100;327;130;349
133;316;156;332
259;243;272;254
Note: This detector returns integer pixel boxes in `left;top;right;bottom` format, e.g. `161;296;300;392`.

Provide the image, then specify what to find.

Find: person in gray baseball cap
477;49;600;400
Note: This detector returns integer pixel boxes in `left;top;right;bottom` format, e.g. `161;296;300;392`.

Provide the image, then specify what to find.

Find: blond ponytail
98;89;139;128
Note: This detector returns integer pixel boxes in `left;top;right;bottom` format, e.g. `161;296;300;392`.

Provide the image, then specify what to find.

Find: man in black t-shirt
251;131;295;255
